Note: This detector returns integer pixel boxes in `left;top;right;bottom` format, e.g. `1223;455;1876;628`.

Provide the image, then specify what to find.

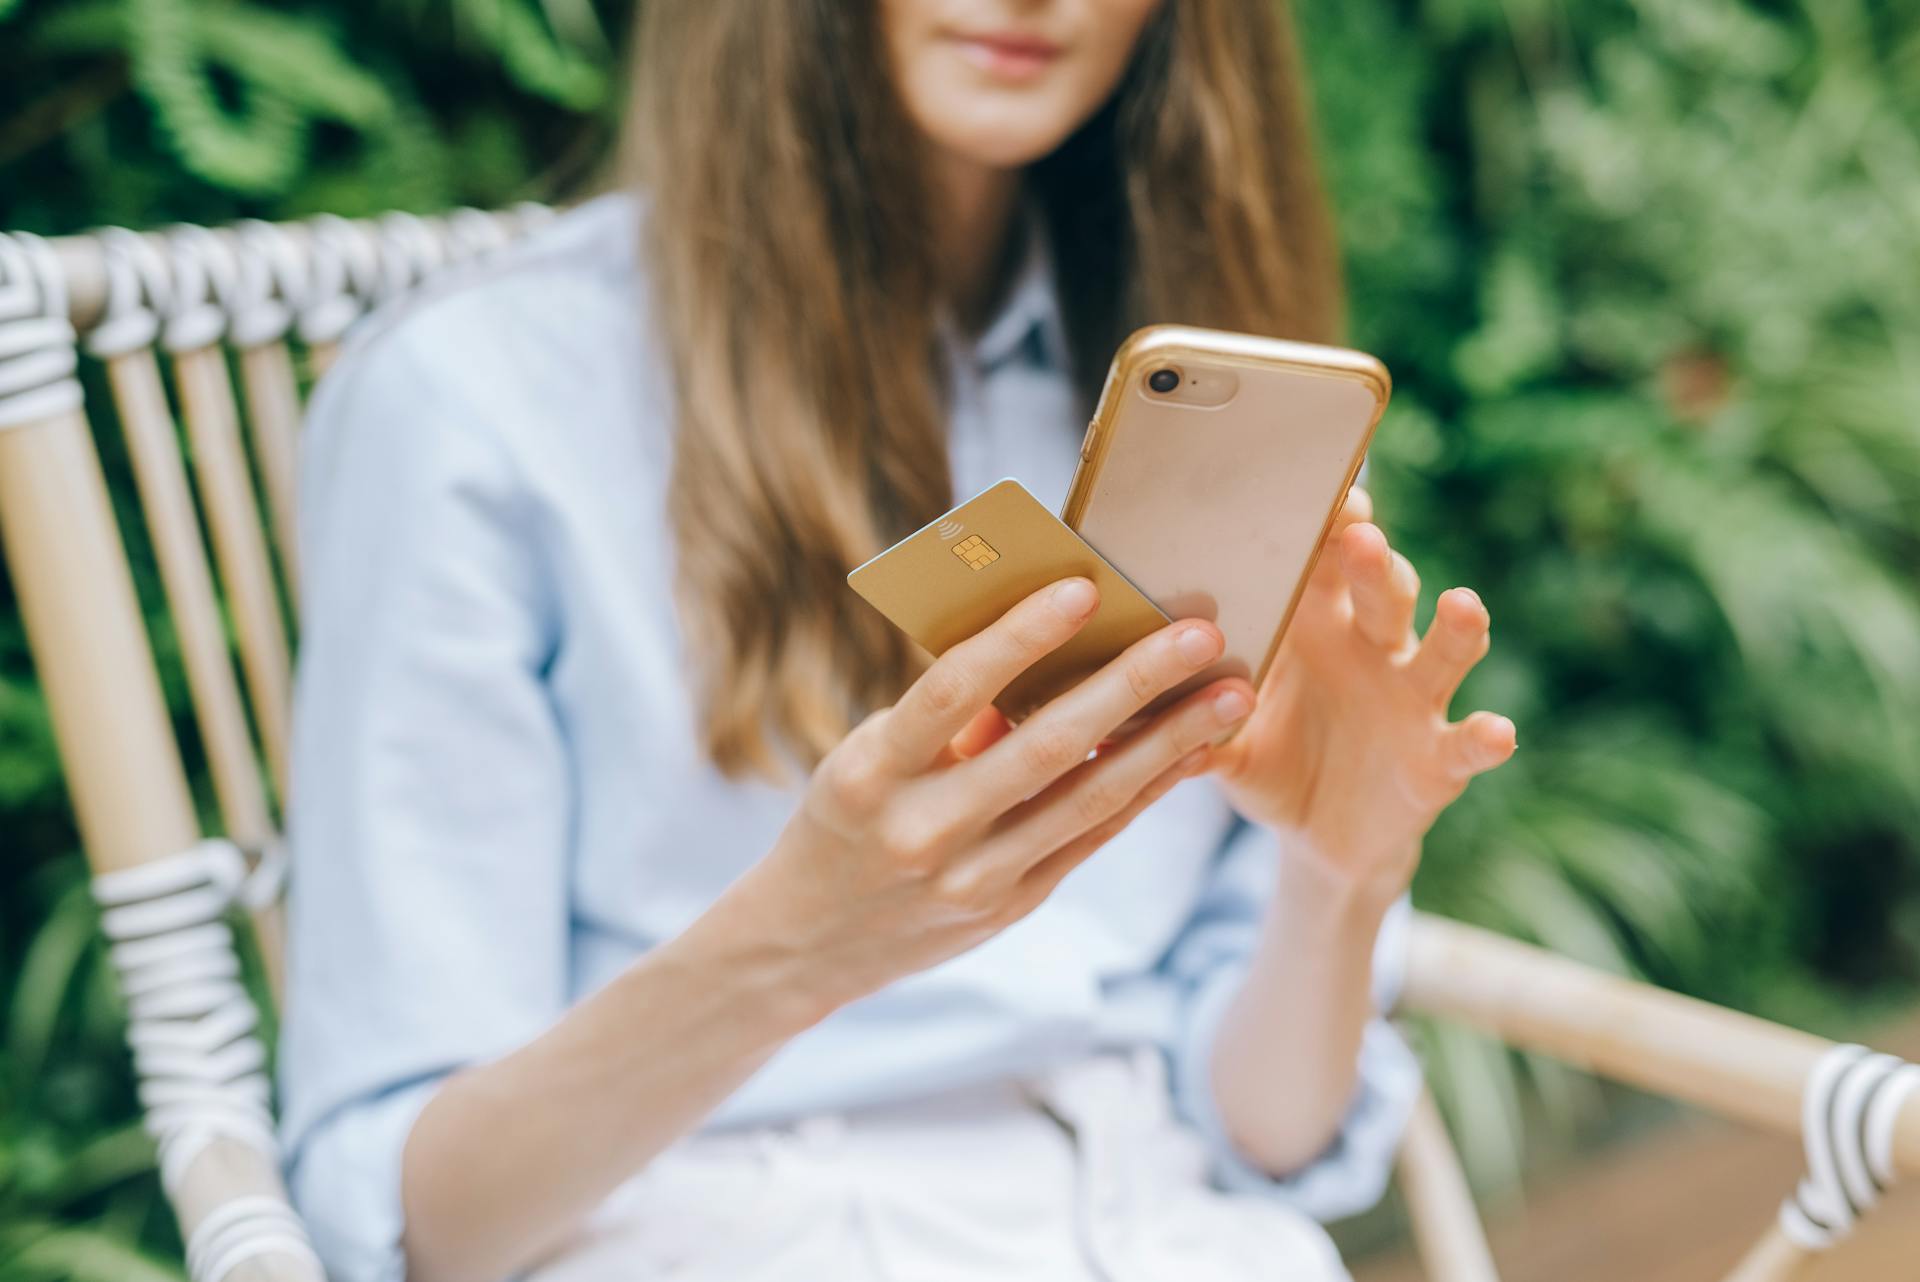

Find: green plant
0;0;625;228
1;862;181;1279
1302;0;1920;1182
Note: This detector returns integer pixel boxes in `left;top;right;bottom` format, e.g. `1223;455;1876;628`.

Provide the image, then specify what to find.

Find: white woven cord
444;205;514;265
221;225;295;351
374;211;444;304
237;220;311;348
160;225;234;353
0;231;84;430
85;228;170;360
15;206;549;374
92;837;317;1282
292;215;362;347
1777;1041;1920;1250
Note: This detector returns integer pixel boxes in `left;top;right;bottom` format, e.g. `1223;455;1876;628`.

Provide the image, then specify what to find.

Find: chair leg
1722;1224;1815;1282
1397;1087;1502;1282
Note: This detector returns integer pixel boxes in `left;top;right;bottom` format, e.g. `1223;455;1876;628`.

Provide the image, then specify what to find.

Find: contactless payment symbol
935;517;964;540
952;533;1000;570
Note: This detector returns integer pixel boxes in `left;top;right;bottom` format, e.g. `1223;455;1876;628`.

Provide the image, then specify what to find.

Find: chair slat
103;348;286;999
234;342;303;601
106;348;276;851
1721;1225;1815;1282
172;346;292;801
0;405;201;869
1396;1088;1501;1282
169;1129;325;1282
304;340;340;380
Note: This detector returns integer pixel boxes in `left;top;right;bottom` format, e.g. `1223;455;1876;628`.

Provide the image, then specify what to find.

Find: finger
964;617;1235;811
1341;523;1418;650
945;707;1012;762
1337;484;1374;528
884;577;1100;767
990;678;1253;866
1439;711;1517;783
1305;487;1374;598
1407;587;1491;710
1014;740;1213;907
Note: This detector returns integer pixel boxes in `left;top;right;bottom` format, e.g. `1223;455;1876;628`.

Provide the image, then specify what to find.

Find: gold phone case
1062;325;1390;708
848;479;1170;720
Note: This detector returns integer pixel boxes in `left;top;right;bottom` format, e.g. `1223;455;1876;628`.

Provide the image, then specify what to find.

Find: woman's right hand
401;577;1251;1282
704;576;1256;1019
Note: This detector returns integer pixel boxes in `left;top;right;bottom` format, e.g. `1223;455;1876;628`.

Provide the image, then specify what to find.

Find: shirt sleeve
1163;818;1421;1222
277;307;571;1282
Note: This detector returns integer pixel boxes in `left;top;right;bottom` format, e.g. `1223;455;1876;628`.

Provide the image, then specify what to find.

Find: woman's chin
921;118;1080;173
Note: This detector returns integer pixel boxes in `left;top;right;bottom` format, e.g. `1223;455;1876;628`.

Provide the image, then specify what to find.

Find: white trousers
528;1052;1351;1282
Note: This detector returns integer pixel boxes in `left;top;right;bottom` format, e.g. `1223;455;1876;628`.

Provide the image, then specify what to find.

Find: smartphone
1061;324;1390;708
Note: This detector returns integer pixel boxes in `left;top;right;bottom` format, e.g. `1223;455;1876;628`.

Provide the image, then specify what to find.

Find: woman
281;2;1516;1280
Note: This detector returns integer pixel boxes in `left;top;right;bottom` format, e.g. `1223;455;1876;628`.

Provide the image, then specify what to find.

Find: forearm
400;901;828;1282
1207;833;1397;1178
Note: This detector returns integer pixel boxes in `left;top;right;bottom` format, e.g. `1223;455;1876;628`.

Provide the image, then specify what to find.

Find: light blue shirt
279;193;1419;1282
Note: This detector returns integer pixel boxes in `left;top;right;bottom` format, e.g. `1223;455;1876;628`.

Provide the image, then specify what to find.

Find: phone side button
1078;422;1099;461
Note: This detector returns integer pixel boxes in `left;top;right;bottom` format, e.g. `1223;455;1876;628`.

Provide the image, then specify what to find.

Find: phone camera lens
1147;368;1180;394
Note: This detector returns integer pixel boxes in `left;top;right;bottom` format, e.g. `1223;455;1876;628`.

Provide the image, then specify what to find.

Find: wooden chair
0;212;1913;1282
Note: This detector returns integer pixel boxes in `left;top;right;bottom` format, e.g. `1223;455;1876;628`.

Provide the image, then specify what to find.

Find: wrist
1273;829;1404;934
661;891;846;1041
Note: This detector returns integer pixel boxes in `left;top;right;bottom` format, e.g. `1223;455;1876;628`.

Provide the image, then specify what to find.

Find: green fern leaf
127;0;307;195
0;1222;183;1282
450;0;609;110
196;6;393;128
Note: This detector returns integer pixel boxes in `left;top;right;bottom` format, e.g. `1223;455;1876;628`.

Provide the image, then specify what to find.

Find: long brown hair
626;1;1341;779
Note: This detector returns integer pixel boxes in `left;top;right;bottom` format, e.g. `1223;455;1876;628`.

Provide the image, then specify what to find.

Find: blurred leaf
126;0;308;194
0;1222;182;1282
39;1126;159;1206
197;6;393;128
7;882;100;1091
449;0;609;110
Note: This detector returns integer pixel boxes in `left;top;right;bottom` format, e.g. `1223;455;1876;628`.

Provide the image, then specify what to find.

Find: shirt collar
965;210;1069;376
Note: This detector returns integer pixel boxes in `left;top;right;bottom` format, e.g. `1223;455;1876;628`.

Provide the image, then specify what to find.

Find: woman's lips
949;31;1065;82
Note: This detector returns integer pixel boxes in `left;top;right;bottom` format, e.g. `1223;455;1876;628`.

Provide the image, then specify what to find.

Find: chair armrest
1399;912;1920;1177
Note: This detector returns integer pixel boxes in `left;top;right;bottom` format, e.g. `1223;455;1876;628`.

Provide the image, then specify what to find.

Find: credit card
847;479;1170;720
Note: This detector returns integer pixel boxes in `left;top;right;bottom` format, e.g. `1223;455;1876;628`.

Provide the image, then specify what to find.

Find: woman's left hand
1208;487;1516;902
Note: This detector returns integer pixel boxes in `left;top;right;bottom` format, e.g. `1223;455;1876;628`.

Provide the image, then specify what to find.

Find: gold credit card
848;479;1170;720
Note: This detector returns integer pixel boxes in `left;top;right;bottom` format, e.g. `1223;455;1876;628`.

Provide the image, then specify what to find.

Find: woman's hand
708;577;1256;1017
1203;491;1515;1176
1210;488;1516;901
404;575;1249;1282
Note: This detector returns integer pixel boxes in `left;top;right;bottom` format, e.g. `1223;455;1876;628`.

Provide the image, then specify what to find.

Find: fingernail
1179;747;1210;775
1176;626;1222;665
1213;688;1252;722
1051;578;1097;618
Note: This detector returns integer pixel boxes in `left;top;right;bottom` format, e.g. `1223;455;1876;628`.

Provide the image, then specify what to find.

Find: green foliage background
4;0;1920;1271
